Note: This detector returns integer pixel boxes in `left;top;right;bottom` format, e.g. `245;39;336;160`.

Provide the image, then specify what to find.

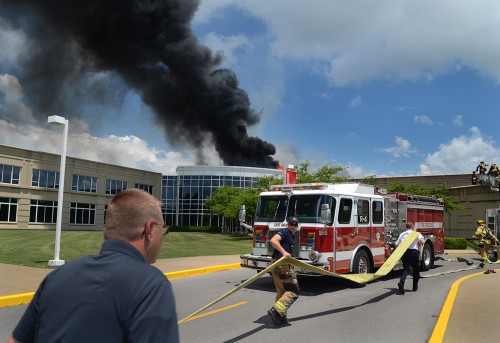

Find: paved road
1;253;496;342
175;263;483;342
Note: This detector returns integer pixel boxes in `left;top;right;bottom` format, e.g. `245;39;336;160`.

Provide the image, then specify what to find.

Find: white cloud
453;115;463;126
344;164;374;179
0;74;35;123
419;126;500;174
0;19;26;64
197;1;500;86
0;119;205;175
193;0;238;24
414;115;434;125
381;136;418;158
202;32;251;66
349;95;363;107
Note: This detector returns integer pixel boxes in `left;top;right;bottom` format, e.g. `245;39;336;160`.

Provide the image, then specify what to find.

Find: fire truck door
356;198;371;247
486;208;500;239
338;197;355;251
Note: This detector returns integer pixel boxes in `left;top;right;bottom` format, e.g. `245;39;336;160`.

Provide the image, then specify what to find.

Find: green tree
204;186;259;230
387;182;462;213
206;161;353;229
292;161;350;184
361;175;377;185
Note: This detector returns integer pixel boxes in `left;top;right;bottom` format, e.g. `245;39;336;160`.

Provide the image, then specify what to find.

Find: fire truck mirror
239;205;246;223
321;204;332;224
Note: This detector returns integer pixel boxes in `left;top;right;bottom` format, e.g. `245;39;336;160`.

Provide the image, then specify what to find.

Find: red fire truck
240;182;444;275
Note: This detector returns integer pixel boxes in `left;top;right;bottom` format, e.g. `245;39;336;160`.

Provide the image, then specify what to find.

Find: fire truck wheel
420;242;434;271
352;250;371;274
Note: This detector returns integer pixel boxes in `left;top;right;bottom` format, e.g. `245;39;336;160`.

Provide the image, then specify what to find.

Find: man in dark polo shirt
9;188;179;343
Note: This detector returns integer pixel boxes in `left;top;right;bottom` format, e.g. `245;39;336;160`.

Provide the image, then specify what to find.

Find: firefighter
488;163;500;177
476;161;489;185
395;222;425;294
470;171;478;185
267;217;300;326
472;219;498;264
476;161;488;175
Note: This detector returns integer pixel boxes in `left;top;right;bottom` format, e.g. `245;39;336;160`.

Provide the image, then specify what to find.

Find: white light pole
48;115;68;267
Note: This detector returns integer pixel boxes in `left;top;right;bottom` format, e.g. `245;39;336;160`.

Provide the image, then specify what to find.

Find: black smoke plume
0;0;279;168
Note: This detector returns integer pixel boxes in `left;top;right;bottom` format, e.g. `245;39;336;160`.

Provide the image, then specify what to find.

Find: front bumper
240;254;326;275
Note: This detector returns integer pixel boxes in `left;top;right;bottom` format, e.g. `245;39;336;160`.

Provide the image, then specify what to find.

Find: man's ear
143;219;154;238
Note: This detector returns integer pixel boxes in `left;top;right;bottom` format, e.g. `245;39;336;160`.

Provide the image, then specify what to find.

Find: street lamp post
48;115;68;267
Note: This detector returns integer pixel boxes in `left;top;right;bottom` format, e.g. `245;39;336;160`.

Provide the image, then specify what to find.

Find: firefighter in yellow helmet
472;219;497;264
476;161;488;175
476;162;489;184
488;163;500;177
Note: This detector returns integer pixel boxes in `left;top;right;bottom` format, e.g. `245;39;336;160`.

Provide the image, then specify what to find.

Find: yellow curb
164;263;241;280
0;292;35;308
0;263;241;308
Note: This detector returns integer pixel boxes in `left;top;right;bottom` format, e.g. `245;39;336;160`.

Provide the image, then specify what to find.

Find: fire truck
240;182;445;275
485;207;500;262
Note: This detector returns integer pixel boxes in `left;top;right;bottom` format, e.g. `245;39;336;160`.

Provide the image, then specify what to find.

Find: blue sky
2;1;500;177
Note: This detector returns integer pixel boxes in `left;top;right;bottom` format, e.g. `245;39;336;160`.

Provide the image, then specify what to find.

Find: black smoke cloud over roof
0;0;279;168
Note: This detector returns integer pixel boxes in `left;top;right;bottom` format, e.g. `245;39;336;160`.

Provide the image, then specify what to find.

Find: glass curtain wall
161;166;282;227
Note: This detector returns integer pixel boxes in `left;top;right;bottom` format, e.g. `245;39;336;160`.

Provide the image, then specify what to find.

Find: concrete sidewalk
0;255;241;298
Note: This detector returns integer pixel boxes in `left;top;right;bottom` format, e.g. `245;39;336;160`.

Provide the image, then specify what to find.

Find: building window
0;197;17;222
0;164;20;185
162;176;177;226
72;174;97;193
70;203;96;225
135;183;153;194
32;169;60;189
105;179;128;195
30;200;57;223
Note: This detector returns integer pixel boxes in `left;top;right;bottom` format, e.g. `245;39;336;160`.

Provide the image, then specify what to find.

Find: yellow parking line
428;271;484;343
180;301;248;323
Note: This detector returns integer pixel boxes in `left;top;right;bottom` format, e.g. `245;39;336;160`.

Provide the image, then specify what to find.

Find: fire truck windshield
255;194;335;224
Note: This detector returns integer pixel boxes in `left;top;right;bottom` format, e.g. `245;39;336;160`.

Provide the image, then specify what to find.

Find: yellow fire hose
178;231;420;323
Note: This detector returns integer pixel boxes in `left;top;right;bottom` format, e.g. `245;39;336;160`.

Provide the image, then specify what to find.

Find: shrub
444;237;467;249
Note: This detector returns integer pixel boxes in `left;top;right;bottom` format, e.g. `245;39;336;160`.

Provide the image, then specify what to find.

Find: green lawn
0;230;253;268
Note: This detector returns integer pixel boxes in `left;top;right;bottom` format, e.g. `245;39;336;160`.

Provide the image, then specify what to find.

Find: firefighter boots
267;307;287;326
398;282;405;295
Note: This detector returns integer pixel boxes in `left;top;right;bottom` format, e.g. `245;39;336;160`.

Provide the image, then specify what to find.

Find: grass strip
0;230;252;268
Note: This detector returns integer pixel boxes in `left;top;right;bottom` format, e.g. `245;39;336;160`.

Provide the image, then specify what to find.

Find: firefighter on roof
487;163;500;178
472;219;498;264
267;217;300;326
470;171;478;185
476;161;488;175
476;161;489;185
